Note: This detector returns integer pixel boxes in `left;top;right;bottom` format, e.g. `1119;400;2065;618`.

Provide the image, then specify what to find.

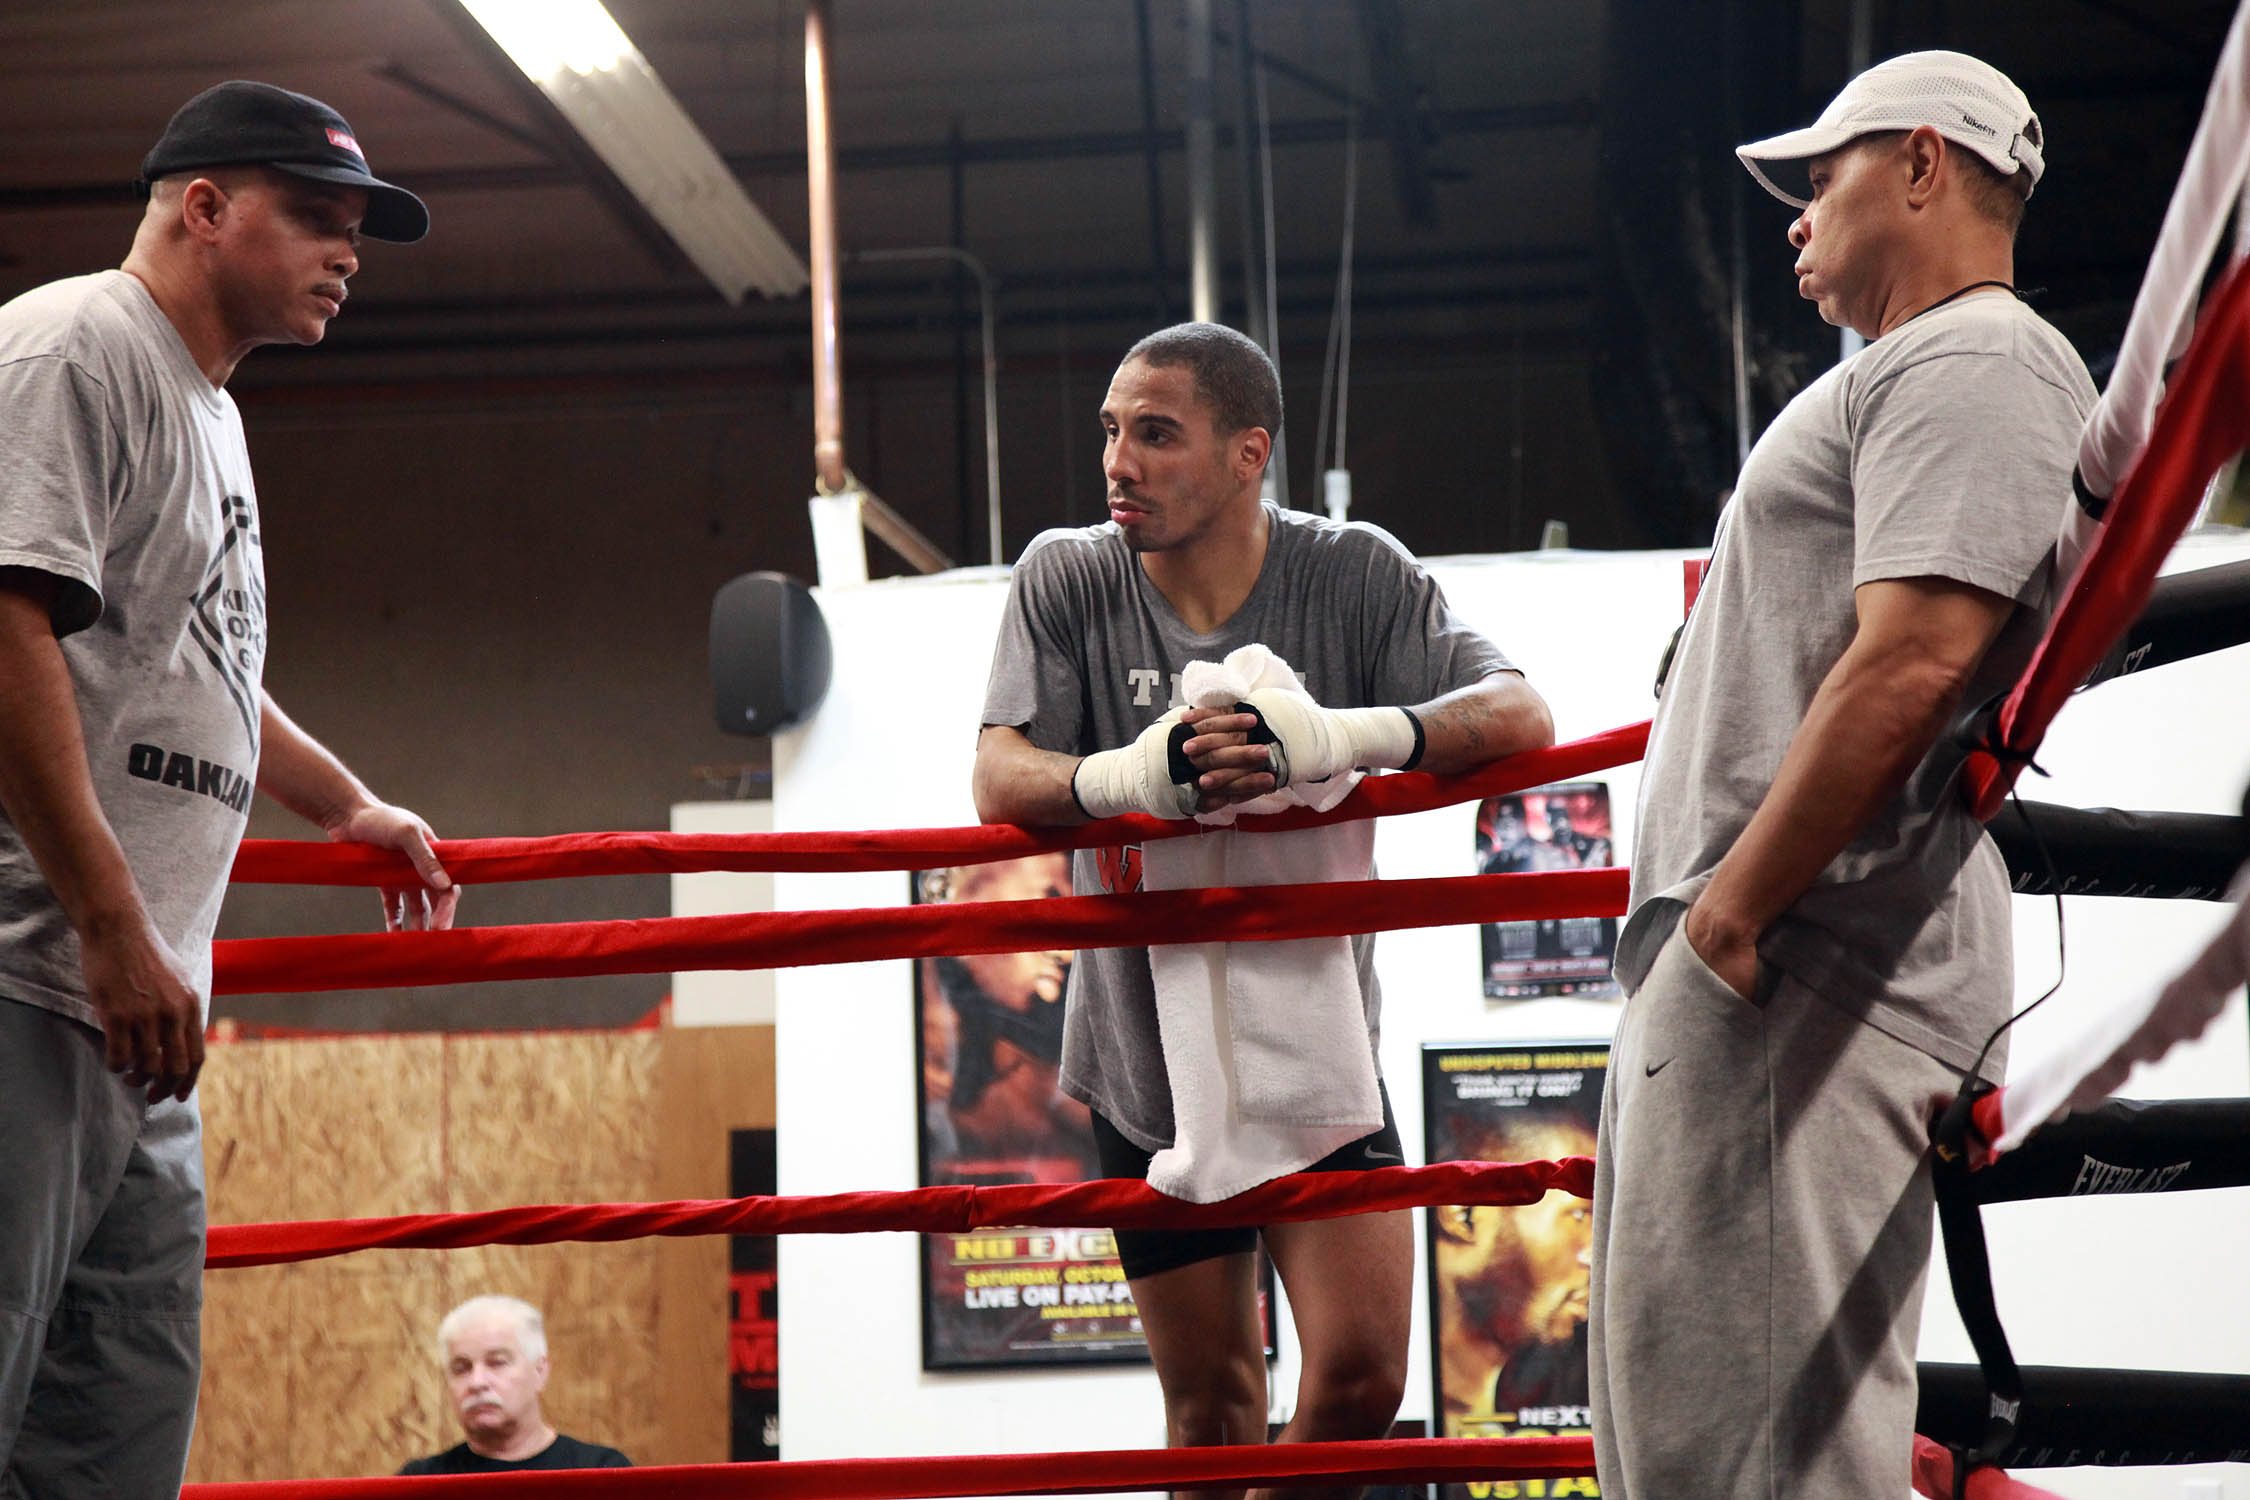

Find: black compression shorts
1090;1082;1404;1280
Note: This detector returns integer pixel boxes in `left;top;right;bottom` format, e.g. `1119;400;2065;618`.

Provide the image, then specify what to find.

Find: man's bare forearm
1410;672;1554;776
0;584;149;941
255;691;378;833
973;724;1090;827
1694;650;1966;944
1692;577;2013;952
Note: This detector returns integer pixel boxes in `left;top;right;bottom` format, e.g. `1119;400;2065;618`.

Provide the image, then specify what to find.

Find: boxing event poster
912;854;1142;1369
912;854;1277;1370
1476;781;1620;999
1422;1042;1607;1498
728;1129;780;1460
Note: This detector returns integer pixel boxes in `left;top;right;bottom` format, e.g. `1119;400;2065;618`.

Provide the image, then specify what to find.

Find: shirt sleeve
1849;343;2084;605
1349;523;1516;706
980;535;1092;754
0;352;114;636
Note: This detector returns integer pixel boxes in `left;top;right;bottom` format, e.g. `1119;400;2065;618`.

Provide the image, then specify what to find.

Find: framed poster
912;853;1277;1370
1476;782;1619;999
1422;1042;1606;1498
913;854;1143;1368
728;1129;780;1461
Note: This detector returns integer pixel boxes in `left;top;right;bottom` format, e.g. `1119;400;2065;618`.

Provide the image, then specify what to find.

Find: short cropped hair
1849;130;2027;238
1954;149;2029;237
1122;322;1283;443
436;1294;547;1366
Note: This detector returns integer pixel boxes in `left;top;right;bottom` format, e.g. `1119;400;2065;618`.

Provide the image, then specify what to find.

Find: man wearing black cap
1588;51;2099;1499
0;81;448;1494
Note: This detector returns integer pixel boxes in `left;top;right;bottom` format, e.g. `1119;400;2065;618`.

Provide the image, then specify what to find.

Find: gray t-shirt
0;270;268;1026
1620;293;2095;1072
983;503;1515;1148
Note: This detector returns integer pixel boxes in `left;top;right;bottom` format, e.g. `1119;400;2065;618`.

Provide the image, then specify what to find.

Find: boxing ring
183;6;2250;1495
194;671;2250;1500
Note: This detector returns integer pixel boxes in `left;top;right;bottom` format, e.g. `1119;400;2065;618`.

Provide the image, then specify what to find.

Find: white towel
1141;644;1385;1202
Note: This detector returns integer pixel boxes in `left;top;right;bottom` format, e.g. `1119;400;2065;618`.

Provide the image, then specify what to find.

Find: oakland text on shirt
126;742;253;814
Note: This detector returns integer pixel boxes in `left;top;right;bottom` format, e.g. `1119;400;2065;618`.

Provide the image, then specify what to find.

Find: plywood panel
283;1035;446;1223
447;1033;593;1210
655;1023;776;1464
192;1023;698;1481
286;1259;450;1477
200;1041;292;1225
191;1264;295;1482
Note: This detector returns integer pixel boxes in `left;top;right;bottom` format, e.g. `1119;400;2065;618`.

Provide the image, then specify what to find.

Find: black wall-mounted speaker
710;572;832;737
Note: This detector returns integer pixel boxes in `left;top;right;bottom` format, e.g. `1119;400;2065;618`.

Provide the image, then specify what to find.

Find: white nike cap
1736;50;2044;209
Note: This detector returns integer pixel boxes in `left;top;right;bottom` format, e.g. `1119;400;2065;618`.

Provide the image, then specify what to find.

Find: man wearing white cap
1590;52;2095;1497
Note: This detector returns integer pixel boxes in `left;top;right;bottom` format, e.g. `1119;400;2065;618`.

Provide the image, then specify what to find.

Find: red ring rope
177;1435;1598;1500
206;1158;1594;1268
228;723;1650;886
211;867;1627;995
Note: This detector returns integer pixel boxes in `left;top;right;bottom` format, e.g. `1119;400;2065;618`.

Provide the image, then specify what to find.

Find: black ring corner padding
1917;1362;2250;1467
2088;556;2250;685
1960;1096;2250;1205
1992;801;2247;900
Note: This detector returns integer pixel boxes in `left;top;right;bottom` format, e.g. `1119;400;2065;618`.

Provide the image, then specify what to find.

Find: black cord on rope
1930;1083;2025;1498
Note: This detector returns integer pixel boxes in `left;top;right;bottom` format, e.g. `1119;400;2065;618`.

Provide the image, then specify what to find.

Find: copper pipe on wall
805;0;846;495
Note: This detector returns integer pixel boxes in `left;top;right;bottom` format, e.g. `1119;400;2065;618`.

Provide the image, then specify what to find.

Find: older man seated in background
400;1295;631;1474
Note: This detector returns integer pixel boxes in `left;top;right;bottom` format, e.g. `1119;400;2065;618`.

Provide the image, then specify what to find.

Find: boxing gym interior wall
763;540;2250;1497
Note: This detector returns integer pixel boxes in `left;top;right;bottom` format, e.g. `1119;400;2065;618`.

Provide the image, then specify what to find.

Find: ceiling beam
0;101;1596;213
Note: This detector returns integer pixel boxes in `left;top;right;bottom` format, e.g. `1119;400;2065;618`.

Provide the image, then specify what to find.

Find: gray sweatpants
0;998;204;1498
1588;927;1959;1499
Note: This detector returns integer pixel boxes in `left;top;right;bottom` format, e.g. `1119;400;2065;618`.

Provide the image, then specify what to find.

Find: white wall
671;798;778;1026
767;538;2250;1498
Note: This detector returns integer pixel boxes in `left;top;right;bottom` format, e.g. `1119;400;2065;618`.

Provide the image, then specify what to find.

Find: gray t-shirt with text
983;503;1513;1148
0;270;268;1026
1620;294;2095;1072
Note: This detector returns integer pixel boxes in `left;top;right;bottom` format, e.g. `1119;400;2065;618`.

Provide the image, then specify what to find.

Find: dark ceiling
0;0;2236;553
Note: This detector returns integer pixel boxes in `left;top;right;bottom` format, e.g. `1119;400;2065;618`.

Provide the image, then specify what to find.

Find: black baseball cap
138;81;429;244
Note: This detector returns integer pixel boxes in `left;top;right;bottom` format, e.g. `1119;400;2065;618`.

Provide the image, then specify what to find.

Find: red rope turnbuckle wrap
177;1436;1599;1500
1963;257;2250;819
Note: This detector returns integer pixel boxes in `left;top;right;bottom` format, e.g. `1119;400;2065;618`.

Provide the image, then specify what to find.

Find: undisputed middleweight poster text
1423;1042;1607;1497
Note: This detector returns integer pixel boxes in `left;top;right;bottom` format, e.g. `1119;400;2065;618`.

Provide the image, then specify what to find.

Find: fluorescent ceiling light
460;0;809;304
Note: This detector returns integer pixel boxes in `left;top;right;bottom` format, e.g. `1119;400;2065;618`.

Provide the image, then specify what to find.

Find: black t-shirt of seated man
399;1434;631;1475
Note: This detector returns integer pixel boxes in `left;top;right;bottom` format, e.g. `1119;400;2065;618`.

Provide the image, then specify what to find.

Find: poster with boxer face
1423;1042;1606;1497
1477;780;1620;999
912;854;1142;1368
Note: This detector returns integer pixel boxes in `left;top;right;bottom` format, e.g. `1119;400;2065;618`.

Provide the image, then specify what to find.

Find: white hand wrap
1072;710;1200;820
1236;690;1420;787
